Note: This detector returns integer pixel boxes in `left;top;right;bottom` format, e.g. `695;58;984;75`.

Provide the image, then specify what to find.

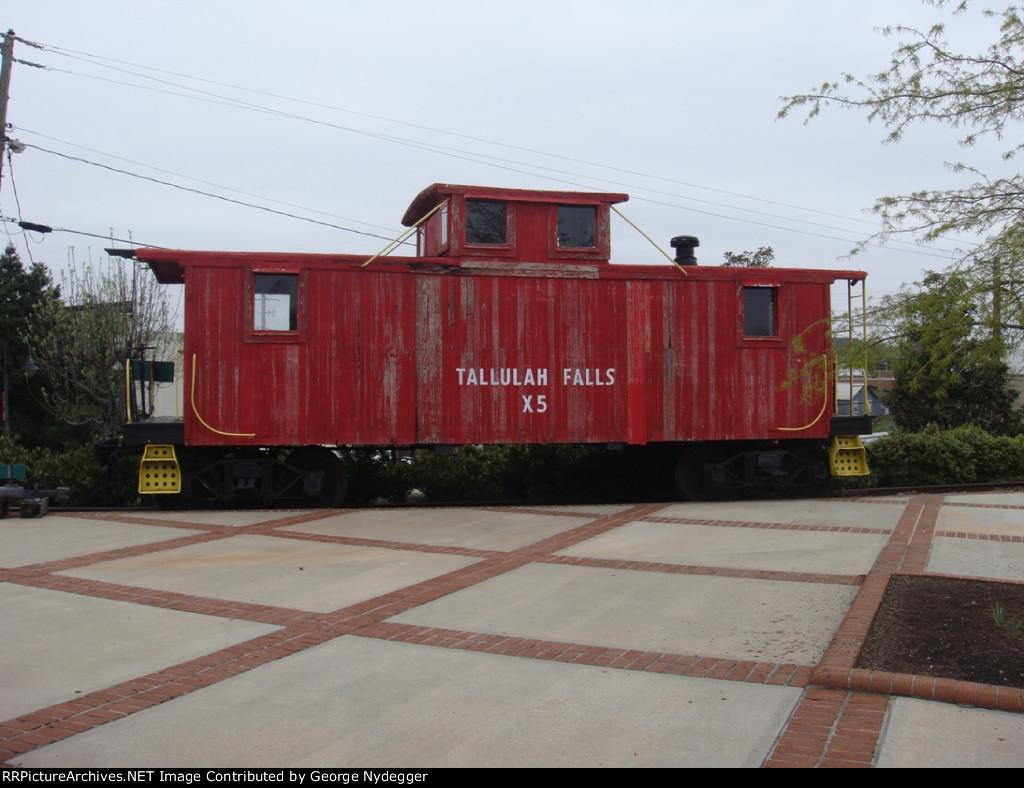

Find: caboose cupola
402;183;628;264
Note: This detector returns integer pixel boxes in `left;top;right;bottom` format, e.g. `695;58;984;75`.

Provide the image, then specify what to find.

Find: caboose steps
829;436;871;477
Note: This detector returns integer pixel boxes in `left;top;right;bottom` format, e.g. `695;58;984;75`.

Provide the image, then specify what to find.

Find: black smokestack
670;235;699;266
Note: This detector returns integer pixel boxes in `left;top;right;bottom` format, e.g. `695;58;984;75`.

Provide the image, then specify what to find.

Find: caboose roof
134;184;866;285
401;183;629;226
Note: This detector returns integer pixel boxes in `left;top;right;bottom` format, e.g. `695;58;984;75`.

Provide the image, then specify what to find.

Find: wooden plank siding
164;250;851;451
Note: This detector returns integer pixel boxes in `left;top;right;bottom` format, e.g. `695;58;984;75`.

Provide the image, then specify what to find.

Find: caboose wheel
286;447;348;507
788;443;832;497
177;448;226;507
675;445;729;501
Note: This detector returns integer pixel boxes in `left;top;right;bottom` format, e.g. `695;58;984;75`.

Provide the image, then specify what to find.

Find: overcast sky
0;1;1010;311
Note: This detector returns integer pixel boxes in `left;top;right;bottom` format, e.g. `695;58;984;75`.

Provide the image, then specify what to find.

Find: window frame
245;269;307;344
738;284;782;346
416;202;451;257
463;198;511;248
554;204;598;250
548;203;610;261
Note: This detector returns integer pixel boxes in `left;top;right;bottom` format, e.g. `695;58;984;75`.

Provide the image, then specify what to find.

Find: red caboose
120;183;871;505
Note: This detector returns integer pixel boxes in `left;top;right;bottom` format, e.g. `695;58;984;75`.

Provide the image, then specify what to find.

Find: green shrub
0;434;139;507
857;425;1024;488
341;449;418;505
343;444;645;504
15;427;1017;509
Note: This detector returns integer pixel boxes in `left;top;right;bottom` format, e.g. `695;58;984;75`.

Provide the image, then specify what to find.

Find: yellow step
138;444;181;494
830;436;870;477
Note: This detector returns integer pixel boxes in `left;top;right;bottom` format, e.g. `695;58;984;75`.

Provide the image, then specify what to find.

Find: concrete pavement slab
875;697;1024;768
559;520;889;575
936;499;1024;537
0;582;278;721
116;510;308;527
534;504;636;515
389;562;858;664
658;498;906;529
282;506;599;551
0;515;202;568
57;534;478;613
925;536;1024;582
943;492;1024;507
10;635;802;768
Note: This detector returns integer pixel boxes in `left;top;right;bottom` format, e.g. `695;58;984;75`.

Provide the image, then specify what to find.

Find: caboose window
465;199;506;244
743;287;776;336
253;273;298;331
439;203;449;248
557;205;596;248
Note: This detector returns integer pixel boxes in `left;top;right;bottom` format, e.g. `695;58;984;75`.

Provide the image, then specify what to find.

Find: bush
341;449;418;505
16;428;1017;509
0;434;138;507
343;444;647;504
856;425;1024;488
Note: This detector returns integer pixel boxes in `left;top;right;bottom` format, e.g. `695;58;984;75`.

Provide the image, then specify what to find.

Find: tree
779;1;1024;348
780;1;1024;247
722;246;774;267
779;0;1024;428
877;269;1024;433
0;245;61;445
28;253;174;439
963;227;1024;350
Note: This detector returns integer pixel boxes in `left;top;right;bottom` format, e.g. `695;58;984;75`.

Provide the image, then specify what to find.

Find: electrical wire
5;33;980;262
15;127;954;261
24;38;963;236
3;148;37;265
0;216;160;248
16;128;404;236
18;142;408;243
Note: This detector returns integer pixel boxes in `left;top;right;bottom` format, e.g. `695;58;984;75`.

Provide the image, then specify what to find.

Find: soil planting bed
858;575;1024;689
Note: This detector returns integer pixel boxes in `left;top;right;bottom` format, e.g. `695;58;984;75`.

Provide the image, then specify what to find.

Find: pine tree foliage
0;245;60;441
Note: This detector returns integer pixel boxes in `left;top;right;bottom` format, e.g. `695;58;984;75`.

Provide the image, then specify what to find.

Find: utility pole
0;30;14;194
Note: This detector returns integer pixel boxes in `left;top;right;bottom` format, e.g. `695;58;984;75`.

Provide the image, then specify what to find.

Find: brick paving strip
764;494;1024;768
1;495;1020;767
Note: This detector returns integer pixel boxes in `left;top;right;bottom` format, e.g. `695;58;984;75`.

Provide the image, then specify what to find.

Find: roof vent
670;235;699;266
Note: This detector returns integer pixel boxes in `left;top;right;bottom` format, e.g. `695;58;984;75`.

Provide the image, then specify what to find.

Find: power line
18;142;406;243
27;38;960;236
6;33;980;261
18;126;958;262
15;128;403;235
0;215;161;248
10;38;898;231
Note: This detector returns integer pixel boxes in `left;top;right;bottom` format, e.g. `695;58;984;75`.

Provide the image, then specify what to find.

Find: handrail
362;198;450;267
190;353;256;437
843;278;872;418
124;360;133;424
777;354;830;432
611;206;688;275
174;349;184;421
